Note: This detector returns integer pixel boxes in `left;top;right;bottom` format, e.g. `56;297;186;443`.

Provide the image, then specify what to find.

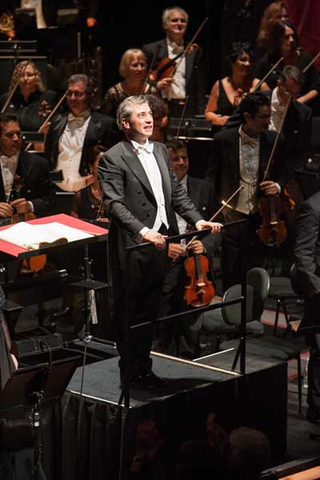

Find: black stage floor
57;351;287;480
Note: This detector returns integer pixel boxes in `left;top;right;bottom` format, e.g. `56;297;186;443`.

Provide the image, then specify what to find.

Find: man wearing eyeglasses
206;93;287;290
0;112;53;222
45;73;118;193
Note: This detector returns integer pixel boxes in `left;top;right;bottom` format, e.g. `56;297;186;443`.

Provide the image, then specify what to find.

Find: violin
150;43;200;82
148;17;208;83
184;252;215;308
10;175;47;272
256;96;294;246
256;187;294;247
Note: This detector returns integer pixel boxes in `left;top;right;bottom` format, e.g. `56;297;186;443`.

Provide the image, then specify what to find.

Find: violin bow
262;94;291;182
175;95;190;139
171;17;209;76
253;57;284;92
184;185;244;250
303;51;320;73
142;44;161;94
1;58;32;114
24;91;67;151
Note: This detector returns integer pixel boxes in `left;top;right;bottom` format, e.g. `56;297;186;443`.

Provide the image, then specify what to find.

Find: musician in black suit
206;93;287;290
293;191;320;428
267;66;312;275
0;112;53;220
142;6;206;117
155;140;221;358
98;95;221;388
45;74;118;193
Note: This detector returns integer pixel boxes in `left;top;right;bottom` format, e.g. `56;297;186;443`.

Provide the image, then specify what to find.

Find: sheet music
0;221;93;250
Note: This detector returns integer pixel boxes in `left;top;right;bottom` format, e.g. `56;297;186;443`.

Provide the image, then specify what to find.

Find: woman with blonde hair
256;1;289;59
100;48;157;118
0;61;57;132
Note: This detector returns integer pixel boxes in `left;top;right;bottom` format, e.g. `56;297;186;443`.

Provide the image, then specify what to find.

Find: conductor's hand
0;202;13;218
10;198;32;214
143;230;167;250
260;180;280;196
195;220;222;234
188;239;205;255
168;243;185;260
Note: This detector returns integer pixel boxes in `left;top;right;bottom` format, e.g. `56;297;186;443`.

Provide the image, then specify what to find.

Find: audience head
166;139;189;181
66;74;96;116
119;48;147;80
229;427;271;480
0;113;22;156
162;6;188;41
176;440;226;480
239;93;271;132
117;95;153;142
10;61;45;95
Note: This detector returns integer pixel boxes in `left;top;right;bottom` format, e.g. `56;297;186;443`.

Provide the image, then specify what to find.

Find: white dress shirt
162;39;186;100
237;127;260;215
131;139;169;241
21;0;47;29
0;153;19;202
269;87;287;132
56;110;91;192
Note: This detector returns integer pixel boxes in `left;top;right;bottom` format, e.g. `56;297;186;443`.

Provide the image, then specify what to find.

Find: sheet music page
0;222;93;250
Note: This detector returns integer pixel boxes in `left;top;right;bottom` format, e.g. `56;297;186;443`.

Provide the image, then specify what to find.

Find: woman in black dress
205;42;269;128
0;61;58;132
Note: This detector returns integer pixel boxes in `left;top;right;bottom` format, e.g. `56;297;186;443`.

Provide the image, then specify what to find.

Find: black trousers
113;227;169;378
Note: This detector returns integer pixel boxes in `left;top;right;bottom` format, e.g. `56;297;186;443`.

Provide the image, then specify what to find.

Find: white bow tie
68;114;86;126
135;142;154;155
241;135;259;148
171;43;184;55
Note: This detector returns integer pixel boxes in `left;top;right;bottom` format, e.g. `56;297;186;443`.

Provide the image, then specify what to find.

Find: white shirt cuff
136;227;150;243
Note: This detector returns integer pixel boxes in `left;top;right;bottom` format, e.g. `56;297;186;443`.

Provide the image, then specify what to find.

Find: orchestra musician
206;93;287;290
45;73;119;193
267;65;312;275
142;6;206;117
255;1;289;60
293;191;320;430
0;112;53;222
155;139;221;359
205;42;269;129
99;48;158;119
0;61;58;133
98;95;221;389
254;21;320;112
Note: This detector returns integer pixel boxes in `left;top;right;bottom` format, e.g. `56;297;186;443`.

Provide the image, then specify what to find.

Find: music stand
0;354;80;479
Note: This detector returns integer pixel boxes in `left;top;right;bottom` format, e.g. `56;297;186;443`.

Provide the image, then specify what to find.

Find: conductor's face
123;102;154;144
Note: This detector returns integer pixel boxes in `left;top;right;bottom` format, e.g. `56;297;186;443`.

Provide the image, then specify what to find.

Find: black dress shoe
121;370;167;391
